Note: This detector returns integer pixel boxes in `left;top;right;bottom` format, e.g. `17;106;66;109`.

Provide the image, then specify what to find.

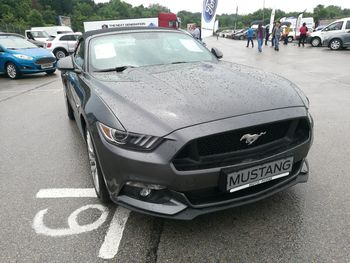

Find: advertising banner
201;0;219;38
83;18;158;32
269;9;275;34
295;12;304;37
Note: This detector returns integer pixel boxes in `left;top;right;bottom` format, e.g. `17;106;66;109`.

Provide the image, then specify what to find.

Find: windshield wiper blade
94;65;136;73
171;61;188;64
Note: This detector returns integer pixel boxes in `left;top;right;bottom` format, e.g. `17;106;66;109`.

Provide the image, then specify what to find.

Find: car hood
91;61;305;137
9;48;54;58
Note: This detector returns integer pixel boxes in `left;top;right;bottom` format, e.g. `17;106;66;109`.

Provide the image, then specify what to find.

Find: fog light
125;181;165;190
140;188;152;197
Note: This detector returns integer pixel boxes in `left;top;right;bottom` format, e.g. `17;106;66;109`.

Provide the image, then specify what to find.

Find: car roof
83;26;179;39
0;33;25;39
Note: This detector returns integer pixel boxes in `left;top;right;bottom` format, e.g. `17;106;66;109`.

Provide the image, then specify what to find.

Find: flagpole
263;0;265;23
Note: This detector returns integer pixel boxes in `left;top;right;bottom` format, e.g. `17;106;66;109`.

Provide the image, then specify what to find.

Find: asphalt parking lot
0;37;349;262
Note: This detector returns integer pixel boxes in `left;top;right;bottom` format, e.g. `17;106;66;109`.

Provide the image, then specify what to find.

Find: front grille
172;118;310;171
35;57;56;65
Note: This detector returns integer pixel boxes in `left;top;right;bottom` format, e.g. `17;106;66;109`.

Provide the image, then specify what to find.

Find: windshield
89;31;215;71
31;31;49;38
0;38;37;49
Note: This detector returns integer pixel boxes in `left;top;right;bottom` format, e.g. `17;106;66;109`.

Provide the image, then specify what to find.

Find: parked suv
310;17;350;47
44;33;82;59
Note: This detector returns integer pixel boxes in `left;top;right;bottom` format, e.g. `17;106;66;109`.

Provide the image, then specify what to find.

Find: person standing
283;25;291;45
192;25;201;40
271;22;276;47
298;22;308;47
246;26;254;48
274;22;281;51
265;25;270;46
257;23;264;52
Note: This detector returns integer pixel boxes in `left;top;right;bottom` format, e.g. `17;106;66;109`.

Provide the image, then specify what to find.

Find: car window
89;31;215;71
0;37;37;49
74;40;85;68
346;21;350;30
323;21;344;31
59;35;70;41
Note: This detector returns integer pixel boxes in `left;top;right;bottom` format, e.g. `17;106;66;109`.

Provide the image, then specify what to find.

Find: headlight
13;54;33;60
98;122;163;151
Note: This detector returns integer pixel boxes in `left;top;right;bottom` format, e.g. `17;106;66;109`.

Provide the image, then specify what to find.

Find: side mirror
57;56;76;71
211;47;223;59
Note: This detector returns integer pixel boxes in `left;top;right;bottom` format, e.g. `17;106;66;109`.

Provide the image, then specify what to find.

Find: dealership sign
201;0;219;38
203;0;218;23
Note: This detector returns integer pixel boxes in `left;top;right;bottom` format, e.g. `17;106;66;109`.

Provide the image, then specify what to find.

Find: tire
54;49;68;60
329;39;342;50
6;62;20;79
239;35;244;40
86;130;110;202
287;36;293;43
45;69;56;75
311;37;321;47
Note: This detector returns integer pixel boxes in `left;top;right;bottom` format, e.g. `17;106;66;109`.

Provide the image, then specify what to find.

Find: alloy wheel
86;131;100;194
56;50;66;59
311;38;320;47
6;63;17;79
330;39;341;50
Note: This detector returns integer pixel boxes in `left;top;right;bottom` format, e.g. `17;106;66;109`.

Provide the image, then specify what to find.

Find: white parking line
34;188;131;260
99;207;130;259
36;188;97;198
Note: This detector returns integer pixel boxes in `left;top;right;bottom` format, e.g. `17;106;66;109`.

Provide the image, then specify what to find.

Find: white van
310;17;350;47
30;26;73;37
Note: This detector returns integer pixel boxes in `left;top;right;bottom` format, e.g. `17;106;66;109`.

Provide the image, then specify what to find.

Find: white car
310;17;350;47
44;33;82;59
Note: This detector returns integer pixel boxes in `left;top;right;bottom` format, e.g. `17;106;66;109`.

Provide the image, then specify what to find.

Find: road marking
34;188;131;260
99;207;130;259
36;188;97;198
33;204;109;237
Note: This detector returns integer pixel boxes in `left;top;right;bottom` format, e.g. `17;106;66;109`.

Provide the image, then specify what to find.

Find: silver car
323;30;350;50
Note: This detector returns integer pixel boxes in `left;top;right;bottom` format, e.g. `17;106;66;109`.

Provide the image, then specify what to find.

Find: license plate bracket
220;157;294;193
41;63;53;69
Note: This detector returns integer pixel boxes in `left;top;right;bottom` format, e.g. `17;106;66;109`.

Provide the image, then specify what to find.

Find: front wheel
329;39;342;50
6;62;20;79
311;37;321;47
86;130;110;202
287;36;293;43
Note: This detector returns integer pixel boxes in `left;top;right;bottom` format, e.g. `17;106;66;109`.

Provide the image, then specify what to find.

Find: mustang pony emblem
240;132;267;145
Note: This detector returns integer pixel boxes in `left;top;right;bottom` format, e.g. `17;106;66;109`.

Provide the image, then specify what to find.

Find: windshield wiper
171;61;188;64
94;65;136;73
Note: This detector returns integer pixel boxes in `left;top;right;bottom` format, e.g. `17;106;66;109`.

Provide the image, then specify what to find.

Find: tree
27;9;45;26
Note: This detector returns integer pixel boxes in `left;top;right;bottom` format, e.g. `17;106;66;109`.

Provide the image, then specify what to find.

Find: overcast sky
95;0;350;15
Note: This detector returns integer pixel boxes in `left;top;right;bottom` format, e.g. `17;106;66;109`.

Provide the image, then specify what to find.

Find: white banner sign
83;18;158;32
201;0;219;38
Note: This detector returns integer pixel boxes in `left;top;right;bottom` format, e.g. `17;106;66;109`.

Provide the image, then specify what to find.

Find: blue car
0;34;56;79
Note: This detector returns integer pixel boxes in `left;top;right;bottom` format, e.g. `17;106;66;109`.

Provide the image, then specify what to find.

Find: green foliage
0;1;348;34
27;9;45;27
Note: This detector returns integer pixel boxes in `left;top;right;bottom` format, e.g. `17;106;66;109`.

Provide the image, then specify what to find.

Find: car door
321;20;344;39
66;39;90;135
344;21;350;46
67;35;79;53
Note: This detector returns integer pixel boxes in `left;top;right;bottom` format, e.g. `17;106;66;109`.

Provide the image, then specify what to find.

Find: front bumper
13;59;56;74
92;107;313;220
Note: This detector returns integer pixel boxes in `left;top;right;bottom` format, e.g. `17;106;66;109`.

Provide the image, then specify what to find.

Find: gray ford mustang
58;27;313;220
